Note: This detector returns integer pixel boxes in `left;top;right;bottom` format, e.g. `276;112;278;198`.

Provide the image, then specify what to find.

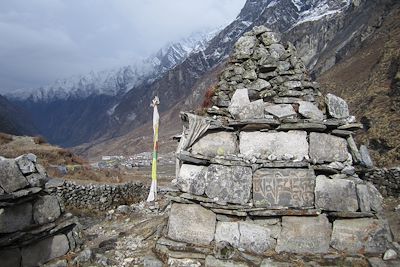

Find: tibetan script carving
253;168;315;208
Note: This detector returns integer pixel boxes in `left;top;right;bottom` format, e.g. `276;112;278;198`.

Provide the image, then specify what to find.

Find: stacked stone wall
47;180;147;211
362;168;400;197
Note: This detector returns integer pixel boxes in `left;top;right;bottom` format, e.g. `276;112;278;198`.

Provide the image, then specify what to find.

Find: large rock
0;159;29;193
0;248;21;267
238;221;276;254
253;168;315;208
309;133;349;163
356;184;371;212
177;164;207;195
265;104;296;119
239;131;308;160
229;89;250;118
298;101;324;121
366;182;383;212
248;79;271;91
33;195;62;225
168;204;216;245
205;165;252;205
276;215;331;254
233;36;257;60
0;202;32;233
191;132;238;157
237;99;266;120
331;219;391;253
315;175;358;211
360;145;374;168
325;93;350;119
21;234;70;267
15;153;37;175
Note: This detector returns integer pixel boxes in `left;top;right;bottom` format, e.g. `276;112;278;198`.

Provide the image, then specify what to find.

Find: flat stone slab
249;209;321;217
0;159;29;193
265;104;296;119
325;93;350;119
298;101;324;121
315;175;359;212
253;168;315;208
215;221;240;247
33;195;62;225
331;218;391;254
168;203;216;245
239;131;308;160
309;133;349;163
205;165;252;205
177;164;207;195
191;132;238;157
276;215;332;254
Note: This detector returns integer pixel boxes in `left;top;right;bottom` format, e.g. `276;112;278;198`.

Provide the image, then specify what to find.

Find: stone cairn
156;26;395;266
0;154;82;267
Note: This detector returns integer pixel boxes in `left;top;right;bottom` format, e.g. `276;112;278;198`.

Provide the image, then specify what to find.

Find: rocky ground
43;193;400;267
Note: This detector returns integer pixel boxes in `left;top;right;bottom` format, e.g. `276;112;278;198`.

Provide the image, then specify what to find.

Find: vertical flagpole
147;96;160;202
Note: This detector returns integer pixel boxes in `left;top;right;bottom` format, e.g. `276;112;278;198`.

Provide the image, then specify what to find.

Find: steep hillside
78;0;399;160
318;3;400;167
0;94;37;135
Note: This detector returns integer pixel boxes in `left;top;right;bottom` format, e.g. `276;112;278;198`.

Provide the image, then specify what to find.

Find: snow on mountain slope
8;28;220;102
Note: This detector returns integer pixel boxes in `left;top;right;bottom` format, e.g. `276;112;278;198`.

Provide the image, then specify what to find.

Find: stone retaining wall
362;168;400;197
47;179;147;211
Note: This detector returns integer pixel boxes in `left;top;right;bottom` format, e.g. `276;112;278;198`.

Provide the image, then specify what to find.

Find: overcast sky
0;0;245;93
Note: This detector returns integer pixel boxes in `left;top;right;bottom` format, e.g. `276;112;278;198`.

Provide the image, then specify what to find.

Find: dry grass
201;85;217;108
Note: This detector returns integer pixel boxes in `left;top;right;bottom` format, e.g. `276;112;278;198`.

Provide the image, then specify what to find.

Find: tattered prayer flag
147;96;160;202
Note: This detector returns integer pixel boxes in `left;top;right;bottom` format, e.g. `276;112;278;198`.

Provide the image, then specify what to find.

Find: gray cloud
0;0;245;92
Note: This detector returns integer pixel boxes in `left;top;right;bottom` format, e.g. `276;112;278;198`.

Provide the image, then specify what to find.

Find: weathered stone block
356;184;371;212
21;234;70;267
15;154;37;174
236;99;266;120
214;222;240;247
367;182;383;212
0;159;29;193
168;204;216;245
239;221;276;254
253;168;315;208
191;132;237;157
0;202;32;233
233;36;257;60
298;101;324;121
331;219;391;253
276;215;332;254
177;164;207;195
315;175;358;212
205;165;252;205
33;195;62;225
309;133;349;163
325;93;350;119
239;131;308;160
229;89;250;118
360;145;374;168
265;104;296;119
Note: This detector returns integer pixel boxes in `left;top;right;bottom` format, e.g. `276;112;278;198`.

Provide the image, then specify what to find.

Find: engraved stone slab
177;164;207;195
253;168;315;208
239;131;308;161
276;215;332;254
325;93;350;119
191;132;237;157
168;203;216;245
309;133;349;163
331;219;391;253
205;165;252;205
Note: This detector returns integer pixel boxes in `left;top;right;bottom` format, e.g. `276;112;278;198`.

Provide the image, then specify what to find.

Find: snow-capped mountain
8;28;220;102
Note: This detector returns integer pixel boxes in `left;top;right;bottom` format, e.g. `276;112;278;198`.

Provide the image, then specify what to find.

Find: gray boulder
269;44;286;60
276;215;331;254
265;104;296;119
238;221;276;254
236;99;266;120
331;219;390;253
309;133;349;163
191;132;238;157
21;234;70;267
228;89;250;118
0;202;32;233
0;159;29;193
233;36;257;60
298;101;324;121
15;153;37;174
360;145;374;168
177;164;207;195
33;195;62;224
325;93;350;119
168;204;216;245
260;31;281;45
205;165;252;205
248;79;271;91
205;255;248;267
315;175;358;212
367;182;383;212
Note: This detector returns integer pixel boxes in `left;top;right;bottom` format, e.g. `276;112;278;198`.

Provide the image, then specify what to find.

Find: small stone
383;249;398;260
248;79;271;91
341;165;355;175
265;104;296;119
33;195;62;224
15;154;37;174
269;44;286;59
325;93;350;119
233;36;257;60
116;205;130;214
143;256;163;267
228;89;250;118
360;145;374;168
214;242;235;260
260;31;281;45
0;159;29;193
298;101;324;121
205;255;248;267
356;184;371;212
